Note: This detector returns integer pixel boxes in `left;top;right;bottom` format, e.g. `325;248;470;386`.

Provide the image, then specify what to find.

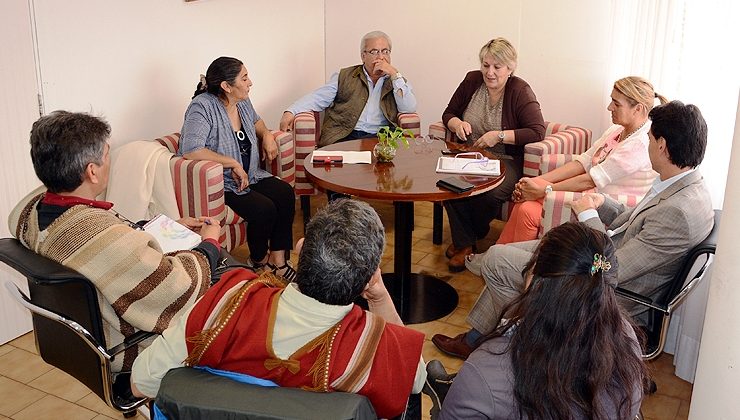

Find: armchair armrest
398;113;421;137
264;130;296;187
523;124;592;177
293;112;320;195
428;121;456;142
537;153;578;175
540;191;642;237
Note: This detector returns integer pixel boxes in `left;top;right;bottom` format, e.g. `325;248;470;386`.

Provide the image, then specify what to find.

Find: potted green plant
373;126;414;162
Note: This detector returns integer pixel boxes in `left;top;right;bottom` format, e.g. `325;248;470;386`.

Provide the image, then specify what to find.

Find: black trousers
443;156;522;248
225;176;295;261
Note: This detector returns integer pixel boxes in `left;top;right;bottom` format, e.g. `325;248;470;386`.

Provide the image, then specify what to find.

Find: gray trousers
467;239;539;334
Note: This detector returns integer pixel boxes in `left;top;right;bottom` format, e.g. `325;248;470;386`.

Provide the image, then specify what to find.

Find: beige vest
319;65;400;146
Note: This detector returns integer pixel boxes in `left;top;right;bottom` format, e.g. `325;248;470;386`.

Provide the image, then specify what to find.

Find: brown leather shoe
432;333;474;359
445;243;458;259
448;246;473;272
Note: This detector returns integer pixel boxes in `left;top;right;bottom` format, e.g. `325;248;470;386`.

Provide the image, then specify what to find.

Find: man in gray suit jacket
432;101;714;359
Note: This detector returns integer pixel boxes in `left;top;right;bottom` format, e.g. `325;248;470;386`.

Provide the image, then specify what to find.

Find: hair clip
590;253;612;276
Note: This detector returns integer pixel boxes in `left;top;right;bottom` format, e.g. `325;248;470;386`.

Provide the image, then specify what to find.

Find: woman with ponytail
495;76;668;245
179;57;296;280
439;222;647;419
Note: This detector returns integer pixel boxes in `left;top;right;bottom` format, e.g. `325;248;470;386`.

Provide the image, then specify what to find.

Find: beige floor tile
0;376;46;417
416;253;451;272
91;415;118;420
8;331;37;355
444;307;471;328
641;393;681;419
0;348;53;384
447;272;485;293
0;414;10;419
677;399;690;419
651;369;693;400
456;290;480;310
28;368;90;403
412;227;435;242
412;238;441;254
11;394;97;420
75;392;146;419
414;214;435;229
0;344;13;358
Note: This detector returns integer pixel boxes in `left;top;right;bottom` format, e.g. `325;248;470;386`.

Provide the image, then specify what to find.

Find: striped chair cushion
523;125;592;177
428;121;455;142
540;191;642;236
266;130;296;188
537;153;577;175
293;111;320;195
398;113;421;137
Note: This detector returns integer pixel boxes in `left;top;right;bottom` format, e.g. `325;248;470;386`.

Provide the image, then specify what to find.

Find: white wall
690;94;740;418
325;0;612;136
0;0;40;343
33;0;325;148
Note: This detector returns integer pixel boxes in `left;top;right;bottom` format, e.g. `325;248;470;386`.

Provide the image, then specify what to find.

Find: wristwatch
545;185;553;195
498;131;506;143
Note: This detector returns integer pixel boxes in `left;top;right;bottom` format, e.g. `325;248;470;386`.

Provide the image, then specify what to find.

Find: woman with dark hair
438;222;646;419
179;56;296;280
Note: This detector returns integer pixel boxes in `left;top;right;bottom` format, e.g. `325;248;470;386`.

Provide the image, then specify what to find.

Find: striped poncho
10;192;211;371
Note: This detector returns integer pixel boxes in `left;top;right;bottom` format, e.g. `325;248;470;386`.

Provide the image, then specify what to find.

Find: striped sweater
10;192;211;371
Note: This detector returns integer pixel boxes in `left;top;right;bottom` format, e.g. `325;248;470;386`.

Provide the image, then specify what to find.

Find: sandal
248;257;267;271
267;262;297;282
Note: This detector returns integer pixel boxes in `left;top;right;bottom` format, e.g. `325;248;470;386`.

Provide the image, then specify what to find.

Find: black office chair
0;238;152;418
155;367;377;419
616;210;721;361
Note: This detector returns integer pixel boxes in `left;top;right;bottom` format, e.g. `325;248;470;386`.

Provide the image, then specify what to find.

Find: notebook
435;156;500;176
143;214;202;253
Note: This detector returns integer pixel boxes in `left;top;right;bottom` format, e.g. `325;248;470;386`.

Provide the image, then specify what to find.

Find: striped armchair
154;130;294;251
289;111;422;223
426;121;592;233
541;191;640;235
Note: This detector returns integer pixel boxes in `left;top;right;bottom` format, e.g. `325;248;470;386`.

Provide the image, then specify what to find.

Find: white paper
143;214;203;253
312;150;372;164
436;156;500;176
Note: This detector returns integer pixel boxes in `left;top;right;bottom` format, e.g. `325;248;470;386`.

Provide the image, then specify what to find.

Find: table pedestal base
382;272;459;324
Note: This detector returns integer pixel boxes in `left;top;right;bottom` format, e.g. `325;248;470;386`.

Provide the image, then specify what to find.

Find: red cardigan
442;71;546;156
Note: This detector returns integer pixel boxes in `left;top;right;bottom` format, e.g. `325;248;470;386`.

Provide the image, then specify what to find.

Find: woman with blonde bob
439;222;647;419
442;38;546;271
496;76;668;245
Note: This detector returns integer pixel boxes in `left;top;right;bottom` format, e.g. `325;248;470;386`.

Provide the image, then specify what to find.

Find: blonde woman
442;38;546;271
497;77;668;244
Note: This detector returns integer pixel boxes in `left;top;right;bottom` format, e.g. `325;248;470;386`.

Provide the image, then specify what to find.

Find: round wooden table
304;138;505;324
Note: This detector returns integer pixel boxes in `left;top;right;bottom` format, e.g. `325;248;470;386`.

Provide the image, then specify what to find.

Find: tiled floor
0;197;691;419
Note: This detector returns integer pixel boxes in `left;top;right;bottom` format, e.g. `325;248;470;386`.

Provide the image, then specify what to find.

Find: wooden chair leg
433;202;443;245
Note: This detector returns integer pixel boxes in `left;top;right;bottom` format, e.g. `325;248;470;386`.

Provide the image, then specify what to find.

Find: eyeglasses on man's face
363;48;391;56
